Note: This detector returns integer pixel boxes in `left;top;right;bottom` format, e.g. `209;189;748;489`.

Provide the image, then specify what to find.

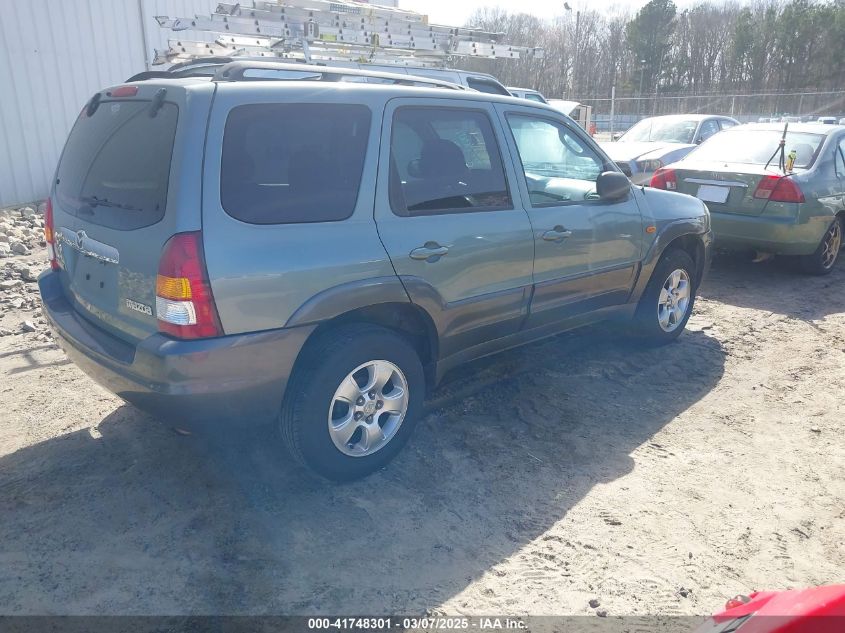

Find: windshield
620;118;698;143
689;129;824;169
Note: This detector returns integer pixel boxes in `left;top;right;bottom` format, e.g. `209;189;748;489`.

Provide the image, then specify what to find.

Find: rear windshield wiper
764;123;789;173
79;195;142;212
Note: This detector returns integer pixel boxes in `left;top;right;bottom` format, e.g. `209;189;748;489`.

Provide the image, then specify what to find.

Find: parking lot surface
1;244;843;616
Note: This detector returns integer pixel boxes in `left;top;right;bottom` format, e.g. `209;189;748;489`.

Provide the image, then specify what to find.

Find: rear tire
279;324;425;481
799;216;842;276
633;249;697;345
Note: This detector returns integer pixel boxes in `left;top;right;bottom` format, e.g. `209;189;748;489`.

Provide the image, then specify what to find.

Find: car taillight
650;167;677;190
44;198;59;271
753;175;805;203
156;232;223;339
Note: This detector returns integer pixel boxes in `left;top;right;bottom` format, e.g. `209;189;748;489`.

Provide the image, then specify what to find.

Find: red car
694;585;845;633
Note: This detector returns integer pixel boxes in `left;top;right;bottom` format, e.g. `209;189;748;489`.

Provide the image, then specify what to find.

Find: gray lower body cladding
39;271;314;424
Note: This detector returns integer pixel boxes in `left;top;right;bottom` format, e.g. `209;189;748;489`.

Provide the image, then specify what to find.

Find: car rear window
55;100;178;230
220;103;371;224
690;129;824;168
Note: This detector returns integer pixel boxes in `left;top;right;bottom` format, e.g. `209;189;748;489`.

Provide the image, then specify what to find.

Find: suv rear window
55;100;178;230
220;103;371;224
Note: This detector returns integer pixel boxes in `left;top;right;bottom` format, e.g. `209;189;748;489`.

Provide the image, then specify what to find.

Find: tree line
455;0;845;102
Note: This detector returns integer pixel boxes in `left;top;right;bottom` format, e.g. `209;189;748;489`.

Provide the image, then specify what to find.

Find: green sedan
650;123;844;274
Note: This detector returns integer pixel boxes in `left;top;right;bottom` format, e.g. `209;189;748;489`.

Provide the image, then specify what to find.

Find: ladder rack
154;0;543;67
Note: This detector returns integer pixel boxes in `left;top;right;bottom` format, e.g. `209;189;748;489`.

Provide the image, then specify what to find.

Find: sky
398;0;692;25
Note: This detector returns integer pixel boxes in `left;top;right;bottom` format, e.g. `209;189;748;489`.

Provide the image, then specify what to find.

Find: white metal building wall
0;0;217;206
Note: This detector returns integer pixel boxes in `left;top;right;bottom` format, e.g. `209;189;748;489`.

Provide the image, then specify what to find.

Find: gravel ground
0;204;843;617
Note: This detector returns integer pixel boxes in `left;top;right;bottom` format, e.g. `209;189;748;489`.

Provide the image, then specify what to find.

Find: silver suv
40;62;712;480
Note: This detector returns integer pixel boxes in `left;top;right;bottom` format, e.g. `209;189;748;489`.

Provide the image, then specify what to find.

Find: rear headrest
222;153;255;184
419;139;468;179
288;148;324;191
791;143;815;165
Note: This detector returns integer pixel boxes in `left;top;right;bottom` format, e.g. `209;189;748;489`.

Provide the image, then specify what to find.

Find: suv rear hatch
51;81;213;343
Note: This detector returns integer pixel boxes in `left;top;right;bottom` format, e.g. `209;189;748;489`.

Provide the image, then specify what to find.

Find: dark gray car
40;62;712;480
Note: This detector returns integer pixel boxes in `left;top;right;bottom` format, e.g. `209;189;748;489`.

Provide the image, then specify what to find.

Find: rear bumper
710;211;831;255
39;271;315;424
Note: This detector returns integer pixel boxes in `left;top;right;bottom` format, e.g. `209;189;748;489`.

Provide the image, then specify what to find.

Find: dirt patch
0;229;843;616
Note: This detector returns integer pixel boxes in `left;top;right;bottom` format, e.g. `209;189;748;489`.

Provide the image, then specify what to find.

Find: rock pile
0;203;45;258
0;203;50;339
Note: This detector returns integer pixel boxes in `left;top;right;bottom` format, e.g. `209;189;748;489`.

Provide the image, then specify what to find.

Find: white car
600;114;739;184
506;87;548;103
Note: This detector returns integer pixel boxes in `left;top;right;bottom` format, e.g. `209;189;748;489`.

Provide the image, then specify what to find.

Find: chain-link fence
581;90;845;133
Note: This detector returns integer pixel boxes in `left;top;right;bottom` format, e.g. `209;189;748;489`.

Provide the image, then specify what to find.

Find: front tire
633;249;697;344
800;216;842;276
280;324;425;481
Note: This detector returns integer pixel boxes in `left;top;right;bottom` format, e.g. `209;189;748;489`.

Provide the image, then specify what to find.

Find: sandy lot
0;220;843;616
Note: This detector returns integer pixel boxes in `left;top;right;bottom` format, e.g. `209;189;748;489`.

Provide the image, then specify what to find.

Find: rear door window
55;100;178;230
835;138;845;178
389;107;512;216
698;119;720;143
220;103;371;224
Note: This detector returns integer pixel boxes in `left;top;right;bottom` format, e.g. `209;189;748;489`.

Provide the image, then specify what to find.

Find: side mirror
695;136;704;144
596;171;631;201
612;132;623;141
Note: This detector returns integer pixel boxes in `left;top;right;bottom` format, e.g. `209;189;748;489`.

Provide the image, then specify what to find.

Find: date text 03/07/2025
307;617;528;630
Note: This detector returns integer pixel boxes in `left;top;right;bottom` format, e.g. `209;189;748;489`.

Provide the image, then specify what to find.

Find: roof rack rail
211;60;465;89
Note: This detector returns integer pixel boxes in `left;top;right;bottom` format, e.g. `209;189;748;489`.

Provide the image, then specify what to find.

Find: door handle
542;226;573;241
409;242;450;262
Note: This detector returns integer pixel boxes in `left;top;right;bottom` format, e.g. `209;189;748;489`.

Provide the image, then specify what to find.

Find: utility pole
652;56;662;115
574;9;580;97
638;59;646;116
610;85;616;138
563;3;579;97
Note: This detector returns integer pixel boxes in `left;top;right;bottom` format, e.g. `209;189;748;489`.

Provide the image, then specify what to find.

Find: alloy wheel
327;360;409;457
657;268;691;333
820;219;842;270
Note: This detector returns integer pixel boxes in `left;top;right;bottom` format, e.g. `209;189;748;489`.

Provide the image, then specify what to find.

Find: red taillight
650;167;677;190
108;85;139;98
44;198;59;271
155;232;223;339
753;175;805;203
